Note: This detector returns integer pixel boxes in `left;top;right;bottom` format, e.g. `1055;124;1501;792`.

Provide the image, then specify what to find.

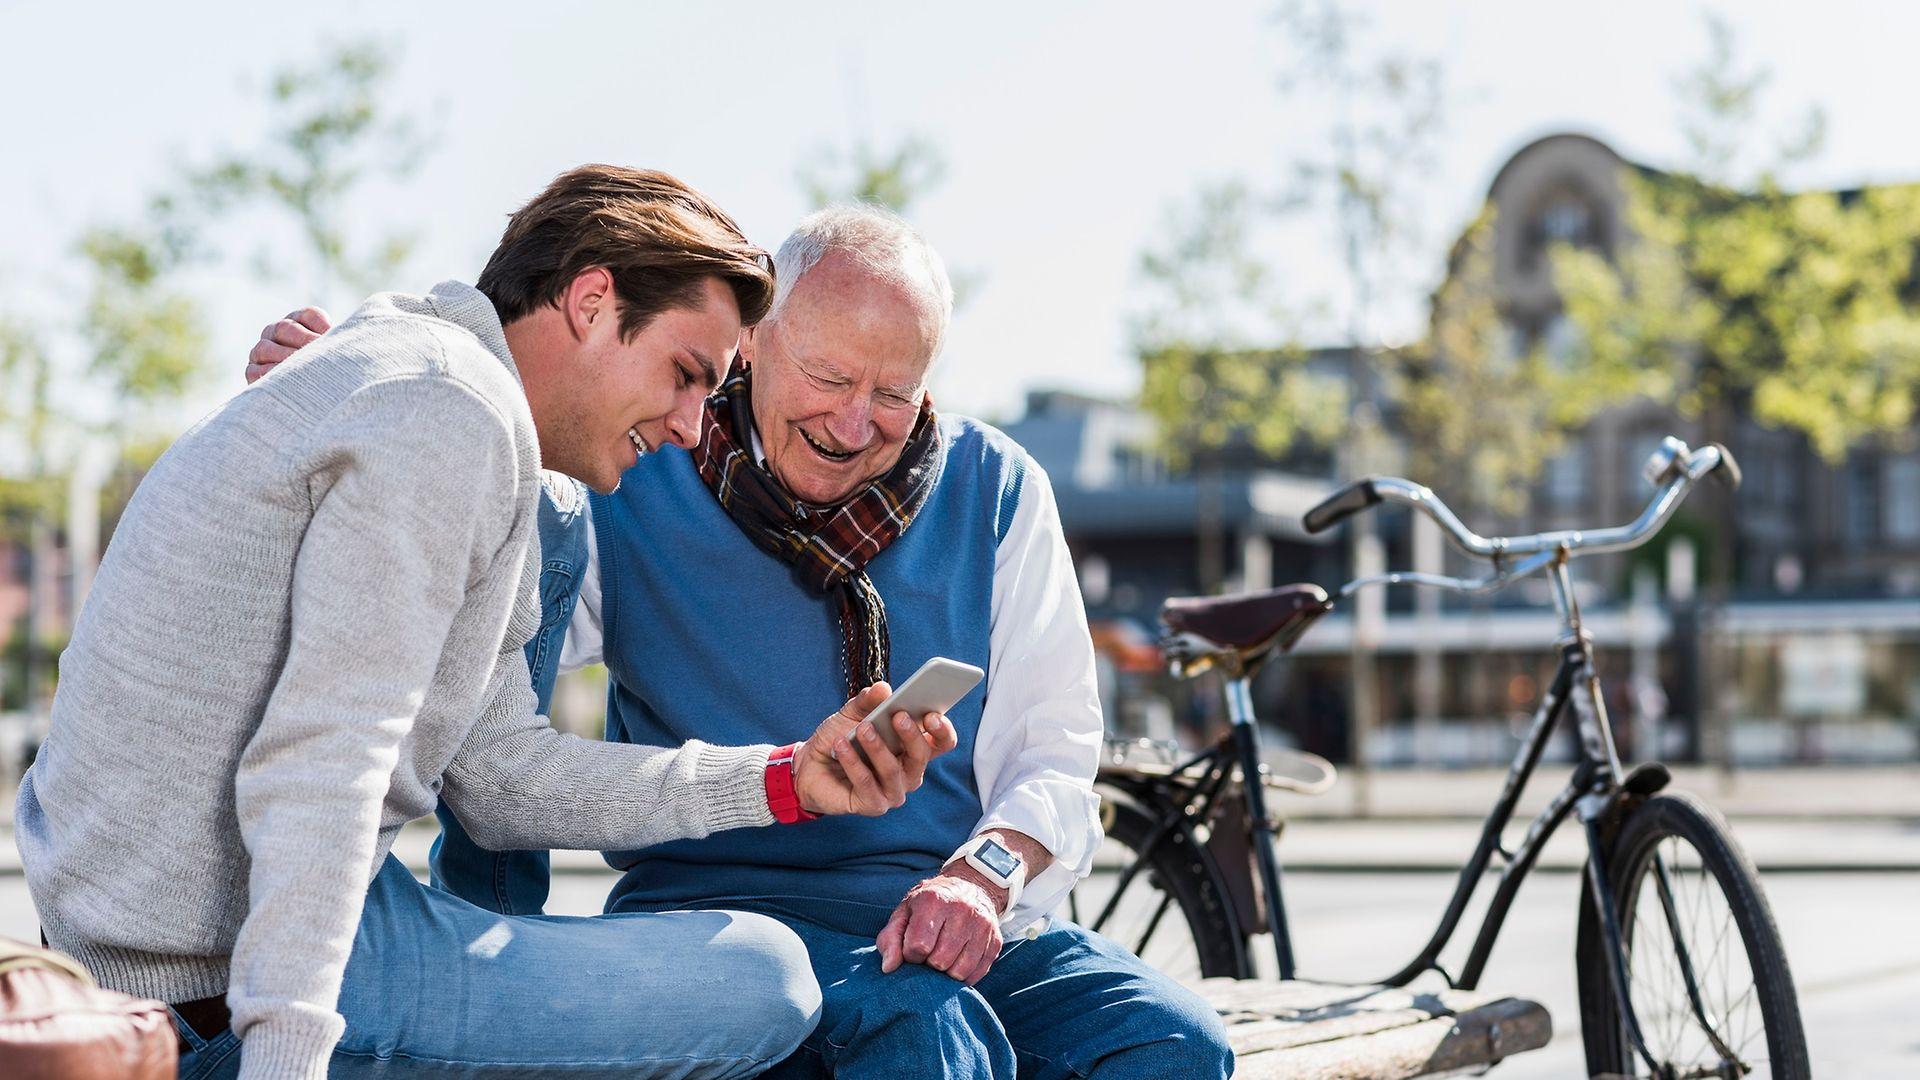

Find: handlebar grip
1708;442;1743;491
1303;478;1383;534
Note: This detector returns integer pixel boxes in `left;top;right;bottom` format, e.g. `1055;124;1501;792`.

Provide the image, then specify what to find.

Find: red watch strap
765;743;818;824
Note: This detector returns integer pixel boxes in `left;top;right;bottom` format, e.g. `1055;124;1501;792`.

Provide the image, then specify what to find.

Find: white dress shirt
559;455;1104;934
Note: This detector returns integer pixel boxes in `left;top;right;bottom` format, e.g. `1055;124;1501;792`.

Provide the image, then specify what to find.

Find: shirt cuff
974;781;1102;877
1002;862;1078;937
974;782;1102;936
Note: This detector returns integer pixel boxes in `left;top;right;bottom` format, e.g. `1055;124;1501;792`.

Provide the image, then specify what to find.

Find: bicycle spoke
1067;800;1226;984
1652;849;1740;1066
1618;829;1771;1079
1134;892;1176;957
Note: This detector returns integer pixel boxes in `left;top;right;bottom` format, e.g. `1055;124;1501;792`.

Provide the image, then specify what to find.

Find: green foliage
1133;1;1456;476
1132;182;1346;466
1139;345;1347;467
76;225;209;414
190;40;432;297
1270;0;1447;320
798;135;947;215
1554;166;1920;463
1550;13;1919;463
794;134;980;309
1675;14;1824;185
1400;208;1569;515
0;321;59;533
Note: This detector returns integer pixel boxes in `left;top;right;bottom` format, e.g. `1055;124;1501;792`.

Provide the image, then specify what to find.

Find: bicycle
1067;436;1810;1079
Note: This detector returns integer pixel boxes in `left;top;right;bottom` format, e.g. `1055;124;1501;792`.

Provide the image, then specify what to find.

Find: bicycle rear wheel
1576;791;1809;1078
1068;796;1246;980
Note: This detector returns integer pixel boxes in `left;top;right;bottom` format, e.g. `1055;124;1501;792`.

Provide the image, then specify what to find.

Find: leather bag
0;935;177;1079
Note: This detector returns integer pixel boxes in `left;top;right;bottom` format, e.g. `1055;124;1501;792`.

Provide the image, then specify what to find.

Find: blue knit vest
594;416;1027;935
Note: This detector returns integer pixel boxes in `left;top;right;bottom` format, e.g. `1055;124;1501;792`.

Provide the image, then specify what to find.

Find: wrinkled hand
793;683;959;818
245;307;332;384
877;871;1005;985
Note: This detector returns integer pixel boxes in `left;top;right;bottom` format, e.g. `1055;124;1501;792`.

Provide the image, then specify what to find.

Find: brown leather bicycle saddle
1161;584;1333;654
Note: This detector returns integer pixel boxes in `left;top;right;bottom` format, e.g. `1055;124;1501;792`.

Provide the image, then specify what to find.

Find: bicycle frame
1217;549;1687;1073
1096;439;1745;1074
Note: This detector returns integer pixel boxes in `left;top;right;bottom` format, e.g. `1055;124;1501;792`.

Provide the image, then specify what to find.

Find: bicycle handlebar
1306;437;1741;571
1301;477;1384;534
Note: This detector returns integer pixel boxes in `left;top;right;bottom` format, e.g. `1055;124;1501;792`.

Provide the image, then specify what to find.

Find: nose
665;395;704;450
825;399;873;450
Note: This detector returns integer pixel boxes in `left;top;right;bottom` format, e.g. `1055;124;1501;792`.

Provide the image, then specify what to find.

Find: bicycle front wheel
1576;791;1809;1079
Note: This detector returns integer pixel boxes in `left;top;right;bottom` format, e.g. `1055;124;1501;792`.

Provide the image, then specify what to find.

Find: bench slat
1193;979;1553;1079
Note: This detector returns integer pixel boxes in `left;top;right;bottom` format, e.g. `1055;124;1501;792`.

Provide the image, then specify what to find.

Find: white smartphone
855;657;985;755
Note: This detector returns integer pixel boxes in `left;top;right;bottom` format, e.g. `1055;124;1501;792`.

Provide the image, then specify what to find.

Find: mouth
627;426;652;458
800;428;859;463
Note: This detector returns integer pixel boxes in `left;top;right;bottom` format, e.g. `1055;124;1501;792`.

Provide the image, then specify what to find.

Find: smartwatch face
975;839;1020;878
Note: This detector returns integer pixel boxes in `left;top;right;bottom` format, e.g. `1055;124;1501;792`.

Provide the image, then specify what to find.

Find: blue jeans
175;857;821;1078
750;907;1232;1080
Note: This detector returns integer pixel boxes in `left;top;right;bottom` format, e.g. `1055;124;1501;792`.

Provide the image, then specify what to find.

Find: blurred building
1007;132;1920;767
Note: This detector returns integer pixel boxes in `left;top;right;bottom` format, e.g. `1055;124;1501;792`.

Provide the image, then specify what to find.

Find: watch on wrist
952;835;1025;914
765;743;817;825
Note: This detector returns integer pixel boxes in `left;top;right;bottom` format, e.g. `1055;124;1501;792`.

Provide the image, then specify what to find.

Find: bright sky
4;0;1918;431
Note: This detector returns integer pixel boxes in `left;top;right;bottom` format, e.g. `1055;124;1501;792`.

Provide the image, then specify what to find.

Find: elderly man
250;205;1232;1079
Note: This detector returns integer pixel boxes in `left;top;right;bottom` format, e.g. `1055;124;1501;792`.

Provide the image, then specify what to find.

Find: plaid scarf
693;368;943;698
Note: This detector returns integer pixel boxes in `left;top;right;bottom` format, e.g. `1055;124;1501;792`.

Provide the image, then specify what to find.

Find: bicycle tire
1575;791;1809;1078
1072;795;1245;979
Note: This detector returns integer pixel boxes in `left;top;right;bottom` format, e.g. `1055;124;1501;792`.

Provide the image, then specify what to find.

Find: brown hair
477;164;774;338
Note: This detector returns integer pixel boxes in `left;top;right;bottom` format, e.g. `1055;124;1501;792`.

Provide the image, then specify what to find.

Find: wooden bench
1196;978;1553;1078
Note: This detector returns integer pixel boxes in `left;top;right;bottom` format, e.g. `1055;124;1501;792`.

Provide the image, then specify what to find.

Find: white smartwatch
951;835;1026;915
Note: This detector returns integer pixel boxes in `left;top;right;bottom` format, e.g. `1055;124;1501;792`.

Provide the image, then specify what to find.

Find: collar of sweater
425;280;521;389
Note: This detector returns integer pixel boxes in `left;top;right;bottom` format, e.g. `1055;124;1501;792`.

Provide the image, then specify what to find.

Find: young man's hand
793;683;958;818
246;307;333;383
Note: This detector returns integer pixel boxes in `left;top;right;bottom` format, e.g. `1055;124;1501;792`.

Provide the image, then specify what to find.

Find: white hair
767;204;954;352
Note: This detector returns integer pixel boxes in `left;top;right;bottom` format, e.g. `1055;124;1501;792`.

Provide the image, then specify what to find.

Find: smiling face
524;269;740;494
742;251;942;505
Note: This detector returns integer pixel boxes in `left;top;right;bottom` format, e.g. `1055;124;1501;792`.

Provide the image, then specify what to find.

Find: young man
19;166;955;1080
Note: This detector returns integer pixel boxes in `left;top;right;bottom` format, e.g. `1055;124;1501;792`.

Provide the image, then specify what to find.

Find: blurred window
1625;433;1667;494
1522;191;1597;272
1770;446;1799;508
1845;460;1878;544
1544;449;1586;507
1539;198;1593;244
1886;457;1920;543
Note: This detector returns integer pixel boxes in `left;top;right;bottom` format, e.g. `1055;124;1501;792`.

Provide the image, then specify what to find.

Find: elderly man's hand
245;307;332;383
793;683;958;818
877;867;1006;985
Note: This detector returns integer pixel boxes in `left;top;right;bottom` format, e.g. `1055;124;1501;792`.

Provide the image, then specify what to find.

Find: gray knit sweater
14;281;777;1080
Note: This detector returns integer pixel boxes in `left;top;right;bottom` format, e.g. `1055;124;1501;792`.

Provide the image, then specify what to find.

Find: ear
738;323;760;366
560;267;616;342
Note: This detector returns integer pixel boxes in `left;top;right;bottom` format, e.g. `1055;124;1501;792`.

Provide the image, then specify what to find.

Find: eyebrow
800;355;852;382
684;346;721;390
